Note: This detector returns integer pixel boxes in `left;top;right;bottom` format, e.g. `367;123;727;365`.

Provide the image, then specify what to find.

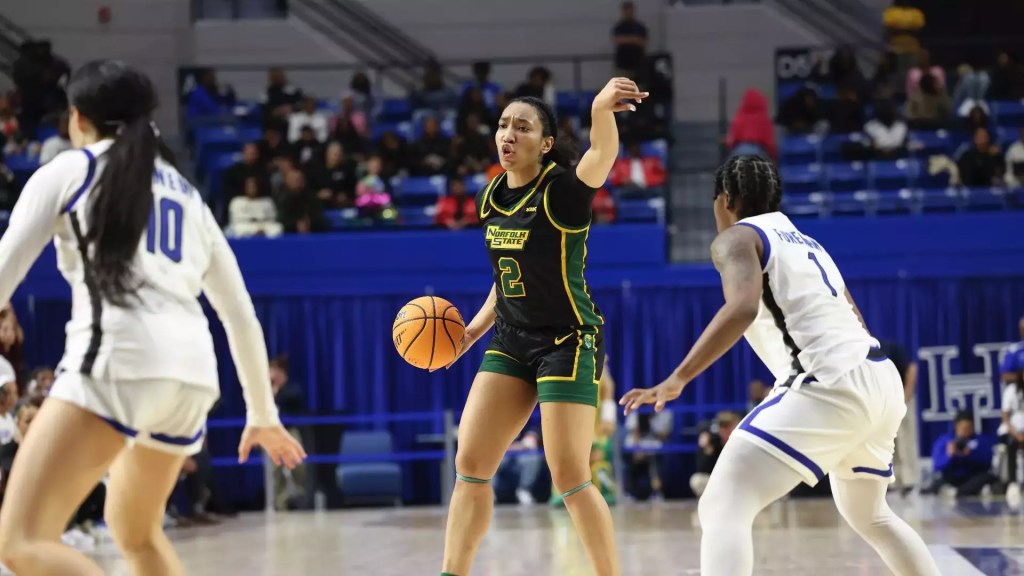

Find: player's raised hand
619;376;687;416
238;424;307;469
592;77;649;114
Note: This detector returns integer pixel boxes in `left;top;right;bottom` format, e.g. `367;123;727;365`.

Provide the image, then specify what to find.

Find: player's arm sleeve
0;154;74;307
545;170;598;229
201;214;280;428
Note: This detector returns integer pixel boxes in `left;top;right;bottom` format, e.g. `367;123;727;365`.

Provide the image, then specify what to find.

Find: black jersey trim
68;214;104;376
761;272;805;374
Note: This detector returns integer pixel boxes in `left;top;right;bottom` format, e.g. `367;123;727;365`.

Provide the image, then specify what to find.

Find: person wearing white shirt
287;97;329;143
227;176;282;238
1002;381;1024;498
1004;128;1024;188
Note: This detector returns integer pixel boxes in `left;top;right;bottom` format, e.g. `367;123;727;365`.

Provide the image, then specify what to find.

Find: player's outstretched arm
621;225;763;414
432;283;497;371
201;213;305;468
575;77;648;188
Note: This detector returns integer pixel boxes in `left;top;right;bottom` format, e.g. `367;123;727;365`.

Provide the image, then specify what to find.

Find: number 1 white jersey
736;211;878;386
1;141;235;390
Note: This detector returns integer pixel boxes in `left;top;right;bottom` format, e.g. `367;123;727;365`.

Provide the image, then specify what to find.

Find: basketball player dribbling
437;78;647;576
621;156;941;576
0;60;305;575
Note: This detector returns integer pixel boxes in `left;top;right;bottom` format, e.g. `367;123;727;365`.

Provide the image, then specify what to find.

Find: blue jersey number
807;252;838;297
147;197;183;263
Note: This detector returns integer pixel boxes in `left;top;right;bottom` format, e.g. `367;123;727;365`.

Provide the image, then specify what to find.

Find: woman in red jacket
726;89;777;160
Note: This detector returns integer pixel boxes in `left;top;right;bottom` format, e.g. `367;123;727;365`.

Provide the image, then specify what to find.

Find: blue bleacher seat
396;175;446;206
821;134;863;163
464;173;488;194
4;154;39;188
993;100;1024;129
372;121;414;142
963;187;1007;211
876;189;916;214
641;139;669;166
831;190;877;216
411;117;456;140
869;159;917;191
616;198;664;223
825;162;867;192
380;98;412;122
780;164;824;195
918;187;962;212
556;91;582;116
909;130;952;158
205;152;242;209
335;431;403;507
35;125;59;142
782;191;829;217
324;208;359;231
0;210;9;235
399;206;437;228
916;163;952;189
780;135;820;166
194;126;248;176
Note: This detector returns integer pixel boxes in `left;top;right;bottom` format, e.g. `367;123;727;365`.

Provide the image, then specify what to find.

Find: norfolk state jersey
476;162;603;329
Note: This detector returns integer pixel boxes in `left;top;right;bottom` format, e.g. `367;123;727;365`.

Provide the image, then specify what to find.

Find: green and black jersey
475;161;604;329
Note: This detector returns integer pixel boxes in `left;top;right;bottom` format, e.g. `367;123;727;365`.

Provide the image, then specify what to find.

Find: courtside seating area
779;100;1024;217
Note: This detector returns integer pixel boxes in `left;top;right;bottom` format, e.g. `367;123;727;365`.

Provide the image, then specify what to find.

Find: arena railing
206;399;741;511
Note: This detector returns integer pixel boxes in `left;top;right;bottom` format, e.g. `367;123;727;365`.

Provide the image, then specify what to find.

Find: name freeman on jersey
772;228;823;252
486;226;530;250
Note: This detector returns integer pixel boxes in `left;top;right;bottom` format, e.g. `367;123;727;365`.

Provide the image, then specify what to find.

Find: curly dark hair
713;155;782;219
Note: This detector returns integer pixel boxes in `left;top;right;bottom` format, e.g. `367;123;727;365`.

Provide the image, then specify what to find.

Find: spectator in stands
355;156;394;223
727;88;777;159
951;64;990;115
376;131;409;180
748;379;769;411
777;87;823;136
957;127;1004;187
293;126;325;169
0;357;18;447
0;96;25;156
278;169;326;234
591;188;616;225
410;116;451;176
25;366;54;402
878;339;919;494
308;141;356;207
609;140;667;197
434;178;478;230
332;115;370;162
39;112;72;165
494;428;543;505
871;51;900;101
288;96;329;143
344;72;378;133
1000;373;1024;500
906;49;946;96
0;394;38;506
0;307;24;393
12;40;69;139
612;2;648;77
905;73;953;130
460;62;502;110
227;176;282;239
270;355;307;510
259;122;289;168
222;142;267;207
411;61;457;116
558;117;581;146
1005;129;1024;187
458;88;494;137
963;105;991;135
927;411;998;498
1000;315;1024;384
990;51;1024;101
830;47;867;98
624;408;673;501
451;113;494;178
690;411;740;498
263;67;303;120
828;87;866;134
515;67;556;110
864;99;909;160
0;155;17;212
186;69;234;120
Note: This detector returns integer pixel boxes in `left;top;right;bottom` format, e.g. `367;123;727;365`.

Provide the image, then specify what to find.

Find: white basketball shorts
735;356;906;486
49;370;220;457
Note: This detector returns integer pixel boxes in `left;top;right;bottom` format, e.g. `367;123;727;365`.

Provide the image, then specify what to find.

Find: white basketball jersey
737;212;877;385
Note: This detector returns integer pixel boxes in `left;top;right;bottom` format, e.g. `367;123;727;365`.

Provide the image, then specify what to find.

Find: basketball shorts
49;370;220;457
735;351;905;486
479;319;604;406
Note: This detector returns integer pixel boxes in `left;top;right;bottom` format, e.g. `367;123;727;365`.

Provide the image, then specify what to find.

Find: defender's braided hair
713;155;783;219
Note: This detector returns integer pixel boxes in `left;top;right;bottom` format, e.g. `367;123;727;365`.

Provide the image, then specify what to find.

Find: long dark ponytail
510;96;579;167
68;60;170;307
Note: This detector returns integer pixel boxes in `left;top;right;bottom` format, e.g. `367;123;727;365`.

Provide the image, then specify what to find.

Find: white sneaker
1007;482;1021;504
939;485;958;501
515;488;535;505
980;484;993;500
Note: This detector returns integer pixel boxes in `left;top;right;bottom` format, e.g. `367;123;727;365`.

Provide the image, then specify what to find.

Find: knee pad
456;472;491;484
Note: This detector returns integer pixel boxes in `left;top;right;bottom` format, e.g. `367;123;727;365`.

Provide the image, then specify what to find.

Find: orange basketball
392;296;466;370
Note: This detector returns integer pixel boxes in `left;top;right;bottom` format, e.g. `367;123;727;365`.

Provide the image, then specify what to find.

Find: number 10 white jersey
736;211;878;386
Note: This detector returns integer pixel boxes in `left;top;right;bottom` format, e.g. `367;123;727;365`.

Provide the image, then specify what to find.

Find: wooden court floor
91;496;1024;575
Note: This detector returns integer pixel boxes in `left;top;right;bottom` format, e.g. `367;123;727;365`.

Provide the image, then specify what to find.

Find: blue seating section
335;430;403;507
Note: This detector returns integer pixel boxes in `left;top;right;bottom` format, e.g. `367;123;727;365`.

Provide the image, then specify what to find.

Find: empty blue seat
205;151;243;207
411;116;456;139
825;162;867;192
399;206;436;228
869;159;917;191
380;98;412;122
831;190;877;216
397;175;446;206
464;173;488;194
372;121;414;142
909;130;952;158
821;134;863;163
641;139;669;166
616;198;662;223
918;187;962;212
782;192;829;217
4;154;39;188
993;100;1024;128
194;126;247;176
335;431;403;507
780;135;820;166
876;188;916;214
963;187;1007;211
780;164;824;194
324;209;359;231
0;210;9;235
556;91;581;116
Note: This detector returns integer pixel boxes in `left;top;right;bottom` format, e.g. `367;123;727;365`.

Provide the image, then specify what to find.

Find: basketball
392;296;466;370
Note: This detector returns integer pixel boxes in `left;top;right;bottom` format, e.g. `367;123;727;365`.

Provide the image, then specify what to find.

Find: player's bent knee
453;452;499;482
549;464;591;495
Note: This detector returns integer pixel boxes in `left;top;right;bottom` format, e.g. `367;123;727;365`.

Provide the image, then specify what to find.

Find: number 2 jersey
737;211;879;385
476;161;604;329
0;140;274;420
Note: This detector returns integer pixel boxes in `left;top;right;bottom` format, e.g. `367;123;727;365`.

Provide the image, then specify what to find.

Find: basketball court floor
91;496;1023;575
